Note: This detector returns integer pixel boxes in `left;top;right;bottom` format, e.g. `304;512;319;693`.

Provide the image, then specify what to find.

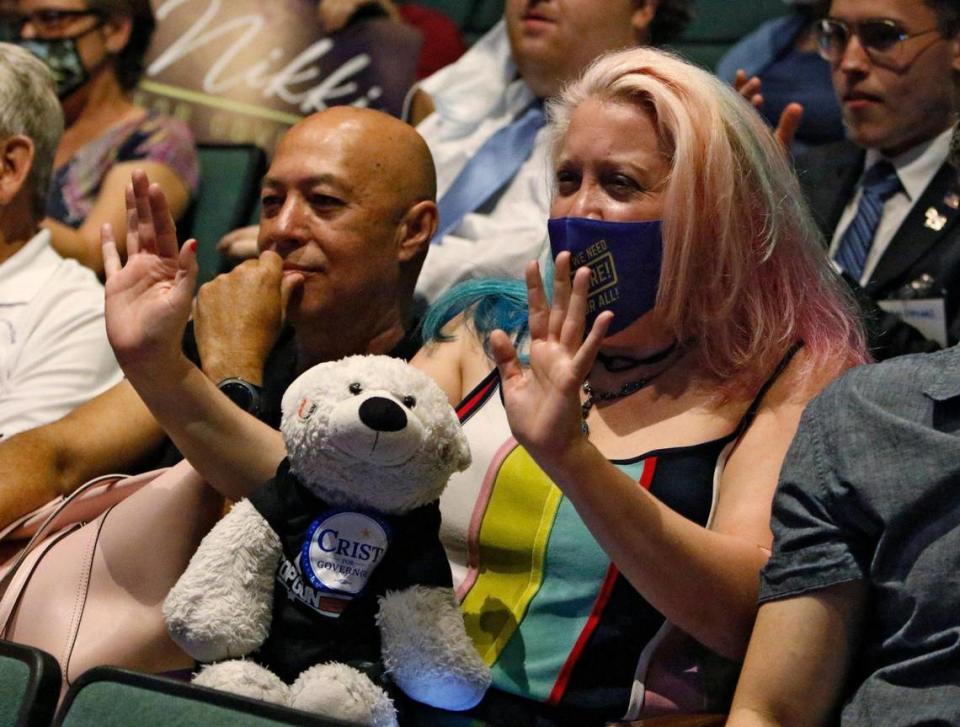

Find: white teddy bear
163;355;490;726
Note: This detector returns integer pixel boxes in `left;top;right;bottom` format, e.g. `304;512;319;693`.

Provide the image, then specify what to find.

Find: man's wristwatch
217;377;262;417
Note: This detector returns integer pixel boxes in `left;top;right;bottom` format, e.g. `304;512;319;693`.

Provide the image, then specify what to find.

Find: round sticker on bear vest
301;511;391;595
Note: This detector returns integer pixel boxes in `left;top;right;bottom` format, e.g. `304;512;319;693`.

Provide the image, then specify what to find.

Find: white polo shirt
0;229;121;438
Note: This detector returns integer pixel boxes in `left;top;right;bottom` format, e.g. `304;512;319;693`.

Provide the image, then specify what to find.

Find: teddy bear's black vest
247;458;452;684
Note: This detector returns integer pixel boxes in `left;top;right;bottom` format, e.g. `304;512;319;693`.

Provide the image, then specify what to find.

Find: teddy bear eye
349;382;362;395
402;395;417;409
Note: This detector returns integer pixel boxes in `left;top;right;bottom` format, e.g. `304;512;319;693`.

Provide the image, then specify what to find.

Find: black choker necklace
596;340;678;372
580;345;681;435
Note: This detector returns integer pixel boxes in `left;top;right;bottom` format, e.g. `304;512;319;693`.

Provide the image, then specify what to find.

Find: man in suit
796;0;960;359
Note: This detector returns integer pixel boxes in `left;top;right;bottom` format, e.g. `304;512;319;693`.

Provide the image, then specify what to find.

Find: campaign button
301;511;390;594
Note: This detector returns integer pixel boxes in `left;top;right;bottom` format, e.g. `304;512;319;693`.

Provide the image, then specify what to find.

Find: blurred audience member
317;0;465;79
718;0;842;152
5;0;198;275
0;42;120;440
410;0;695;305
796;0;960;360
730;358;960;727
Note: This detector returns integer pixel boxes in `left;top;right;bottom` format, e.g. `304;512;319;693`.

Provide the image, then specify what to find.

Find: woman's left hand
490;252;612;459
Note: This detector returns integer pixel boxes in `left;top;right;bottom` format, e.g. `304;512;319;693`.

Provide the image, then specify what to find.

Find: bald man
0;107;438;522
193;107;437;379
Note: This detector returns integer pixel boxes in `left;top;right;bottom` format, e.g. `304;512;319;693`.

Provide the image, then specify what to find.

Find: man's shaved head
258;106;439;363
281;106;436;211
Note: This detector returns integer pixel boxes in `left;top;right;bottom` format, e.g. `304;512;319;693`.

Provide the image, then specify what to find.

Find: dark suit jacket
796;139;960;360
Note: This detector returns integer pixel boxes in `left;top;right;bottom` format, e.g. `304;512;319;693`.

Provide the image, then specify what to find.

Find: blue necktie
833;161;902;281
433;101;546;242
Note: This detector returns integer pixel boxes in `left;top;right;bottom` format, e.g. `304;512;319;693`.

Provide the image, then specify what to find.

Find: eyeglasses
816;18;943;66
0;8;102;41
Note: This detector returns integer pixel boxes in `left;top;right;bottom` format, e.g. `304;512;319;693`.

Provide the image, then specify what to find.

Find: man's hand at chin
194;250;304;384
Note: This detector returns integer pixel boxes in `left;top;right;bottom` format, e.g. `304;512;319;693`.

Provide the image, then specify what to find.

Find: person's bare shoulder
412;313;492;406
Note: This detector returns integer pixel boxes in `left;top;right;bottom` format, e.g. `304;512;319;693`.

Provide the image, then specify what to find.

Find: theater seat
185;143;267;286
53;667;350;726
669;0;788;69
0;639;61;727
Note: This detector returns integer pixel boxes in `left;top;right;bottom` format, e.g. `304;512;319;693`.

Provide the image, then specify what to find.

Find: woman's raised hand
490;252;612;459
101;169;198;373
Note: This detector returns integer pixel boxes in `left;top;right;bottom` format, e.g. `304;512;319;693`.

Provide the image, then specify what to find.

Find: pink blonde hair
548;47;868;397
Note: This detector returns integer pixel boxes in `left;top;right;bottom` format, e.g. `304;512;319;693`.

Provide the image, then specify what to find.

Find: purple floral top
47;110;199;227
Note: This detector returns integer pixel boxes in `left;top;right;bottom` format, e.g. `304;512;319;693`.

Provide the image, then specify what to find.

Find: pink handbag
0;460;223;694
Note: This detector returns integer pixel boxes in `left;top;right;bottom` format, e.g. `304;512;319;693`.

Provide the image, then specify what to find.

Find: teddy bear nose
359;396;408;432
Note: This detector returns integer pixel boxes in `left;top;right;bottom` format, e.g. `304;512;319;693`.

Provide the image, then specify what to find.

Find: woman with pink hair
413;45;867;723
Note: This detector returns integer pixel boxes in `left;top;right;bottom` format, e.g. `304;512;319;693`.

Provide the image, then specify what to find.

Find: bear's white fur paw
378;585;490;710
192;660;289;705
288;662;397;727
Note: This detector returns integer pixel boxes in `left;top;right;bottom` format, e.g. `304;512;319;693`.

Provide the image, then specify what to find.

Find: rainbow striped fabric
439;370;734;718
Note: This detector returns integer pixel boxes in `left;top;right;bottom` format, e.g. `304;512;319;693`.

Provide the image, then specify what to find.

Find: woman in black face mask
6;0;197;275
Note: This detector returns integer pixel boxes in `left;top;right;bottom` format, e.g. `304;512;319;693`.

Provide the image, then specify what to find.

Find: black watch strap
217;377;262;417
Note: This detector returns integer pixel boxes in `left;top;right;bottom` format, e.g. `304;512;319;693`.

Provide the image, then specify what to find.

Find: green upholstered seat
185;143;267;286
0;639;61;727
669;0;789;69
54;667;348;727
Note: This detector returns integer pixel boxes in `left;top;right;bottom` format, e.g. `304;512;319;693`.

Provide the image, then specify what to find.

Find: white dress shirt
0;229;122;437
829;127;953;285
412;20;552;304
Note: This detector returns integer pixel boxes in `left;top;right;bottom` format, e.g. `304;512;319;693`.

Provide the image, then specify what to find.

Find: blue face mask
18;36;89;99
16;17;105;100
547;217;663;336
